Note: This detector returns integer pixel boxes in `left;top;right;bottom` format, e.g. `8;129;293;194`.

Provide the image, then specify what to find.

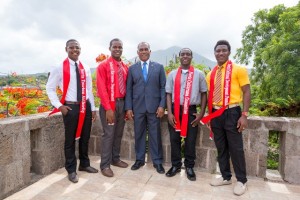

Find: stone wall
1;113;300;199
0;113;65;199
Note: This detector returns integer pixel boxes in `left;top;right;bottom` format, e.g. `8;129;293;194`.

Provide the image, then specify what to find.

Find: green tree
234;3;300;116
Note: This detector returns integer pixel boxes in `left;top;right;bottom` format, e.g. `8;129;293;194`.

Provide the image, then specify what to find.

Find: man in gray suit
125;42;166;174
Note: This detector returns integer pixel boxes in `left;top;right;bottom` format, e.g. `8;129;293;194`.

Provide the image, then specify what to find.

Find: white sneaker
210;177;232;186
233;181;247;196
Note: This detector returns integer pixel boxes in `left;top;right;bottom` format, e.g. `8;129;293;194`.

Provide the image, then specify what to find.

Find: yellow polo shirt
206;61;250;106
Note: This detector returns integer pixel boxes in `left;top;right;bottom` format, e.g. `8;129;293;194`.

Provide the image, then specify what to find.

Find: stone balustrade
0;112;299;199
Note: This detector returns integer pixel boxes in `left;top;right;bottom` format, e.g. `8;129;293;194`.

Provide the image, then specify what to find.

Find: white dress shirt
46;58;96;111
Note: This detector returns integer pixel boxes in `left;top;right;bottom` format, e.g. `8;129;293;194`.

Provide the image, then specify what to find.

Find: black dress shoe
153;164;165;174
165;166;181;177
68;172;78;183
78;166;99;173
186;167;196;181
131;161;145;170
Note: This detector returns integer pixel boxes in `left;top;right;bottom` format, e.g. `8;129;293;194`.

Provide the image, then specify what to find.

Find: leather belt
213;103;240;110
115;98;124;101
180;105;197;109
65;101;80;105
65;99;89;105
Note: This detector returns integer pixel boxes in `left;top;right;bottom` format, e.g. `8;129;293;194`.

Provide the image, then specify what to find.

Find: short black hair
66;39;78;47
109;38;123;48
179;48;193;56
214;40;231;51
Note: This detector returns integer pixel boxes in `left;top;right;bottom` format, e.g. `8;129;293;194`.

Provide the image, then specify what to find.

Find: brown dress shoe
101;168;114;177
112;160;128;168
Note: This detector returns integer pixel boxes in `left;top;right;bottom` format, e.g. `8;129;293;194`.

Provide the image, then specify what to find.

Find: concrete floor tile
4;157;300;200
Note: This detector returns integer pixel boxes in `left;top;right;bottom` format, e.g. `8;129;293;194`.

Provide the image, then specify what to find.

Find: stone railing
0;113;299;199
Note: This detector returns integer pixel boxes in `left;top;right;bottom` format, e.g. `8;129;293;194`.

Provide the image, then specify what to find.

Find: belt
115;98;124;101
213;103;240;110
65;99;89;105
65;101;80;105
180;105;197;108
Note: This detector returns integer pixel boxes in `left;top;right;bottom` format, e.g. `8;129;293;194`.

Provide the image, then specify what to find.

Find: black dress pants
211;106;247;184
62;100;92;174
168;105;198;168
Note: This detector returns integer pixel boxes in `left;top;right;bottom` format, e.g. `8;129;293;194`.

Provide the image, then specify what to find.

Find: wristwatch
242;112;249;117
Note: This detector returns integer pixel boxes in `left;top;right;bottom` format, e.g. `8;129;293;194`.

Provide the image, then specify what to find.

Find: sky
0;0;299;74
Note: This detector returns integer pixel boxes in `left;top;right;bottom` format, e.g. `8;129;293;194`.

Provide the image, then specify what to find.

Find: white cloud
0;0;298;74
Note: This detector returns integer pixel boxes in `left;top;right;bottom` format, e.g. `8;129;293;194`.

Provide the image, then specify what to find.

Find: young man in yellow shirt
204;40;250;196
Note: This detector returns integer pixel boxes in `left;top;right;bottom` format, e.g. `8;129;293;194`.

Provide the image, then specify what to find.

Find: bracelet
242;111;249;117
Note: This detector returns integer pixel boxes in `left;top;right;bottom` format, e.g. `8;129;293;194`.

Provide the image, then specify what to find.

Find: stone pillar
0;118;31;199
195;125;217;173
280;118;300;184
89;111;102;156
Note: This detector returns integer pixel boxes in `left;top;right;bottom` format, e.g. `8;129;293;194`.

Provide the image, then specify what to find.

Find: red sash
109;60;117;110
49;58;87;140
174;66;194;138
200;60;233;139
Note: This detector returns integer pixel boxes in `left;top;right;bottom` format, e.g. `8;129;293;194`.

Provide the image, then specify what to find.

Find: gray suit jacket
125;61;166;113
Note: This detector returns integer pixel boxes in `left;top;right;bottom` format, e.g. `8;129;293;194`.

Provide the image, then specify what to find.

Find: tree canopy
234;2;300;116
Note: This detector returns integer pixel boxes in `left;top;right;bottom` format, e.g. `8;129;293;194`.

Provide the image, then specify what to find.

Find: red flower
96;53;107;63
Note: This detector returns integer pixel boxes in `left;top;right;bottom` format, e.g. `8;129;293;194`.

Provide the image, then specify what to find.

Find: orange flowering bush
0;87;52;118
16;97;44;115
37;106;51;113
95;53;108;63
4;87;43;99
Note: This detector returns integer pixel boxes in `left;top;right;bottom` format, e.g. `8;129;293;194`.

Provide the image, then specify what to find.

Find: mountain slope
130;46;216;69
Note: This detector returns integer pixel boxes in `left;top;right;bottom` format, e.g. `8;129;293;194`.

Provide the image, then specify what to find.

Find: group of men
46;38;250;196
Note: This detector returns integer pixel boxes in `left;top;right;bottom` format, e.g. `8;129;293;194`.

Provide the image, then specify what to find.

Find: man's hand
206;122;212;131
126;110;134;120
106;109;115;124
191;113;201;127
59;105;72;116
168;113;177;127
237;115;248;132
92;111;96;122
156;107;165;118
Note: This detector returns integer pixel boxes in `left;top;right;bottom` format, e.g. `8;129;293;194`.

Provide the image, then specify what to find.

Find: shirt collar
218;60;228;70
68;58;78;67
142;60;149;66
181;69;189;74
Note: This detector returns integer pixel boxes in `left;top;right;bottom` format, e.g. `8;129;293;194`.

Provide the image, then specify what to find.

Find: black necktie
75;62;82;102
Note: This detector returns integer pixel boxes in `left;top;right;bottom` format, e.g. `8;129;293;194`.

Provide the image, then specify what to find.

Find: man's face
66;41;81;61
179;49;192;67
110;41;123;60
214;45;230;65
137;43;151;62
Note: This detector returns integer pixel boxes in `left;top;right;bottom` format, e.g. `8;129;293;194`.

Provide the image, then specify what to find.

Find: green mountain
129;46;216;69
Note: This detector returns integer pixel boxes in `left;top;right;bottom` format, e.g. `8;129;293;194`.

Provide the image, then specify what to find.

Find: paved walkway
5;156;300;200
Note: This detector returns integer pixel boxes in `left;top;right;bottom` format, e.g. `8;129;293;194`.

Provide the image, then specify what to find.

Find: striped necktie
213;67;222;104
